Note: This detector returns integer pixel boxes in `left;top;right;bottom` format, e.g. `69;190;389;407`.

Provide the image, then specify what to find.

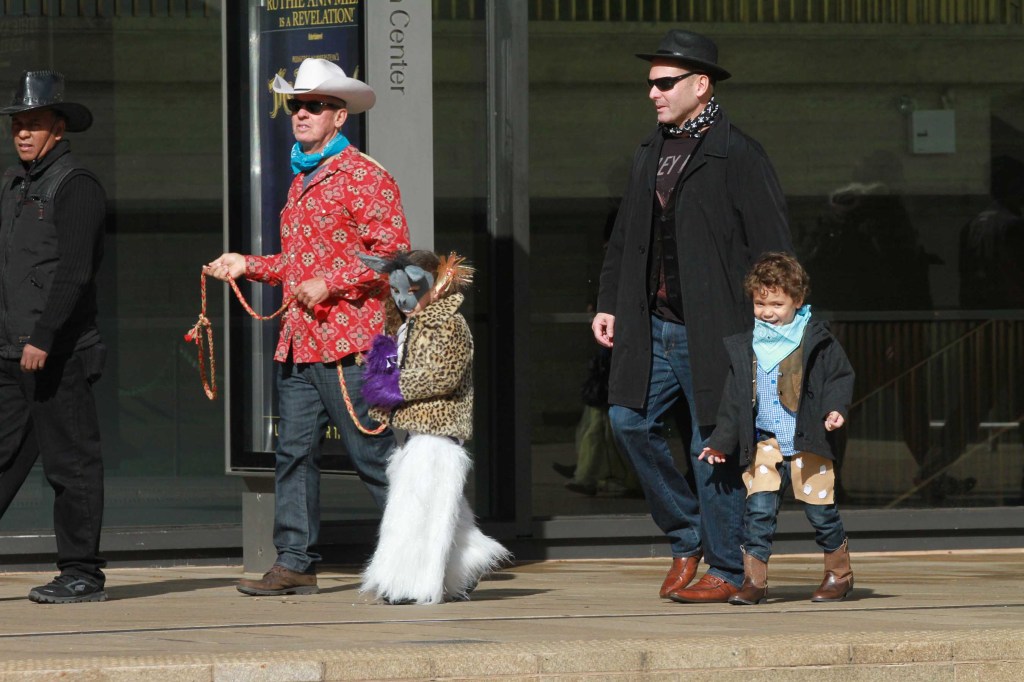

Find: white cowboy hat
272;58;376;114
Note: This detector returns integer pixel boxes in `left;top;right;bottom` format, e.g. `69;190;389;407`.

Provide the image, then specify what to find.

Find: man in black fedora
0;70;108;603
592;30;793;602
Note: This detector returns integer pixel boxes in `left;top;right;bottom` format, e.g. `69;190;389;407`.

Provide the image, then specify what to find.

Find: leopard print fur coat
370;292;474;441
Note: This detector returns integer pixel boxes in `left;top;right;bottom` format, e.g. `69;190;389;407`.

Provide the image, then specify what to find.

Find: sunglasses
647;72;700;92
285;99;339;115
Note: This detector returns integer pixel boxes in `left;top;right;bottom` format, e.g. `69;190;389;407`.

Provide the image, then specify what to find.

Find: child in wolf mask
358;250;510;604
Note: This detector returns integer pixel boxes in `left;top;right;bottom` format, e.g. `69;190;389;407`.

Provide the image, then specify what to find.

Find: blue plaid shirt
755;362;797;456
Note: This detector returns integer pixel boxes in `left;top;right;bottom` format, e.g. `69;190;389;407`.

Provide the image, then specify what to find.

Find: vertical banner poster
258;0;365;230
243;0;364;472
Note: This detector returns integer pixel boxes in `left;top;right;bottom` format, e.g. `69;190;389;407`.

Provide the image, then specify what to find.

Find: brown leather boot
728;552;768;605
811;539;853;602
237;564;319;596
659;553;702;598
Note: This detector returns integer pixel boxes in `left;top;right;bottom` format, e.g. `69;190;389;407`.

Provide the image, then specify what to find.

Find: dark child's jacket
707;319;855;467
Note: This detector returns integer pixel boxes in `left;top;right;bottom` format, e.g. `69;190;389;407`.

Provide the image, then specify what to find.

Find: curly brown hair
744;252;810;304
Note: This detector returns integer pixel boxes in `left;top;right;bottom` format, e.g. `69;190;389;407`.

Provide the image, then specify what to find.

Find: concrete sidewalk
0;549;1022;680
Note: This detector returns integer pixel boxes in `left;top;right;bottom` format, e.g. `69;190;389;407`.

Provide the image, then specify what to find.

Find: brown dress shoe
237;564;319;596
668;572;739;603
659;554;702;598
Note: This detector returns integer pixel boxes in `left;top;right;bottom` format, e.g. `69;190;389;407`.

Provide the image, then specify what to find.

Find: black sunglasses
285;99;339;115
647;72;700;92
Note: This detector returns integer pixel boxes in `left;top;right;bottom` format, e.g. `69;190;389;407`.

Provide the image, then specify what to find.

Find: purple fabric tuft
365;334;398;375
362;334;403;409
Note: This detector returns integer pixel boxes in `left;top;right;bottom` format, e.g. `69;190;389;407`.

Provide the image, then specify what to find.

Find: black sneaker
28;574;108;604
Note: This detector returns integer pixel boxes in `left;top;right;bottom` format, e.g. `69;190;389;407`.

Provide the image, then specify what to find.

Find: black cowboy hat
636;30;731;81
0;70;93;132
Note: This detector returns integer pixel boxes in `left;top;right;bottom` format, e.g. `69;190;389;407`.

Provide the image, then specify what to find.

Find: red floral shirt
245;145;410;363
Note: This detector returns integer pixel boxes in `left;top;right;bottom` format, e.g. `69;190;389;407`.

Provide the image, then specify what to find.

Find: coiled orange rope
184;270;387;435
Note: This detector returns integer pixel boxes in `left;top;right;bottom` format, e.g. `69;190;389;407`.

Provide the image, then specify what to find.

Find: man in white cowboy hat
0;70;108;603
206;58;410;596
592;29;793;603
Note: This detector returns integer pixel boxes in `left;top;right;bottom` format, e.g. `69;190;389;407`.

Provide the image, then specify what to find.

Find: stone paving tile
0;552;1021;679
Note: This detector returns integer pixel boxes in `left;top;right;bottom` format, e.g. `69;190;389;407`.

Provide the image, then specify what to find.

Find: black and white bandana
660;96;720;139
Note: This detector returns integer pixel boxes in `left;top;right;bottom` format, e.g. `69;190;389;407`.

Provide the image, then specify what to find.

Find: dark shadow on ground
105;577;240;600
465;588;550;602
317;570;519;594
318;581;361;594
762;586;883;603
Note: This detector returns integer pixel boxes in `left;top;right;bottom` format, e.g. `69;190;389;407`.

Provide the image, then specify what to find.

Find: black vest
0;143;101;358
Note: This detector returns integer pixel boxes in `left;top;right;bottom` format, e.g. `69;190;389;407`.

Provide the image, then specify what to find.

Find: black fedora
0;70;93;132
636;30;731;81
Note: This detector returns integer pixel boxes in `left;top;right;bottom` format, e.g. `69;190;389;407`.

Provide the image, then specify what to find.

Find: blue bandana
290;132;350;175
752;305;811;372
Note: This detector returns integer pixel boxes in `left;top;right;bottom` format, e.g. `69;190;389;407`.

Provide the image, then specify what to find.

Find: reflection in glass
433;12;490;513
525;13;1023;519
838;320;1023;508
0;5;235;534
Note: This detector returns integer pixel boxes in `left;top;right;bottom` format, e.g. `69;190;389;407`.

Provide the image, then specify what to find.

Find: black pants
0;349;105;583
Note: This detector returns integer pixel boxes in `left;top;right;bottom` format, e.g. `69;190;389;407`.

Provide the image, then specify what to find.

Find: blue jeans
274;359;395;574
743;458;846;563
609;316;745;586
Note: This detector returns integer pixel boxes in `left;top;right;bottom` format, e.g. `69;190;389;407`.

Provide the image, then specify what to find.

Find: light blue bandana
290;132;350;175
752;305;811;372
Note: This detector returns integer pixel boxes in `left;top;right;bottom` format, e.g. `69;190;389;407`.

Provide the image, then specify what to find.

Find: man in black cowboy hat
592;29;793;603
0;70;108;603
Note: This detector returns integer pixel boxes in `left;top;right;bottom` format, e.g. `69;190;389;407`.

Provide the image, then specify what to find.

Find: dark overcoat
707;320;856;465
596;111;793;425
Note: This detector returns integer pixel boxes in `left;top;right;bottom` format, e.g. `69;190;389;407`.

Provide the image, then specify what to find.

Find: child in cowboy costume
358;250;509;605
700;252;856;604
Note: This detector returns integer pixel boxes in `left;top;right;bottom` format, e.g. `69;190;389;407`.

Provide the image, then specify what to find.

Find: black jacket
707;319;855;466
597;111;793;424
0;140;105;358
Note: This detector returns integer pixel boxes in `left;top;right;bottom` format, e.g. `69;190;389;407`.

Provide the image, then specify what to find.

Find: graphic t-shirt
650;135;699;324
656;136;697;207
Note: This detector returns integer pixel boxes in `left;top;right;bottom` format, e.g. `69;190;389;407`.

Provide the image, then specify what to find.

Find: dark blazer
596;111;793;425
707;319;856;466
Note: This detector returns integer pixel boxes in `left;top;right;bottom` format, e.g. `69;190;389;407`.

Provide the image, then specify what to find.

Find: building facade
1;0;1022;569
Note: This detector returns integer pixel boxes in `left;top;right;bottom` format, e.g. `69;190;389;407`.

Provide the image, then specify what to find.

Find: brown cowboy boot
728;552;768;605
659;553;702;598
811;539;853;602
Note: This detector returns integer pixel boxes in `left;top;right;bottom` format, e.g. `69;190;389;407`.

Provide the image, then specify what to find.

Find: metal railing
0;0;217;18
433;0;1024;24
835;318;1023;507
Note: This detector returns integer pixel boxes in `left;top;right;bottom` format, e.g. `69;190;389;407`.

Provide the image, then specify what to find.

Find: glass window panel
526;11;1023;516
432;11;490;514
0;2;236;533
